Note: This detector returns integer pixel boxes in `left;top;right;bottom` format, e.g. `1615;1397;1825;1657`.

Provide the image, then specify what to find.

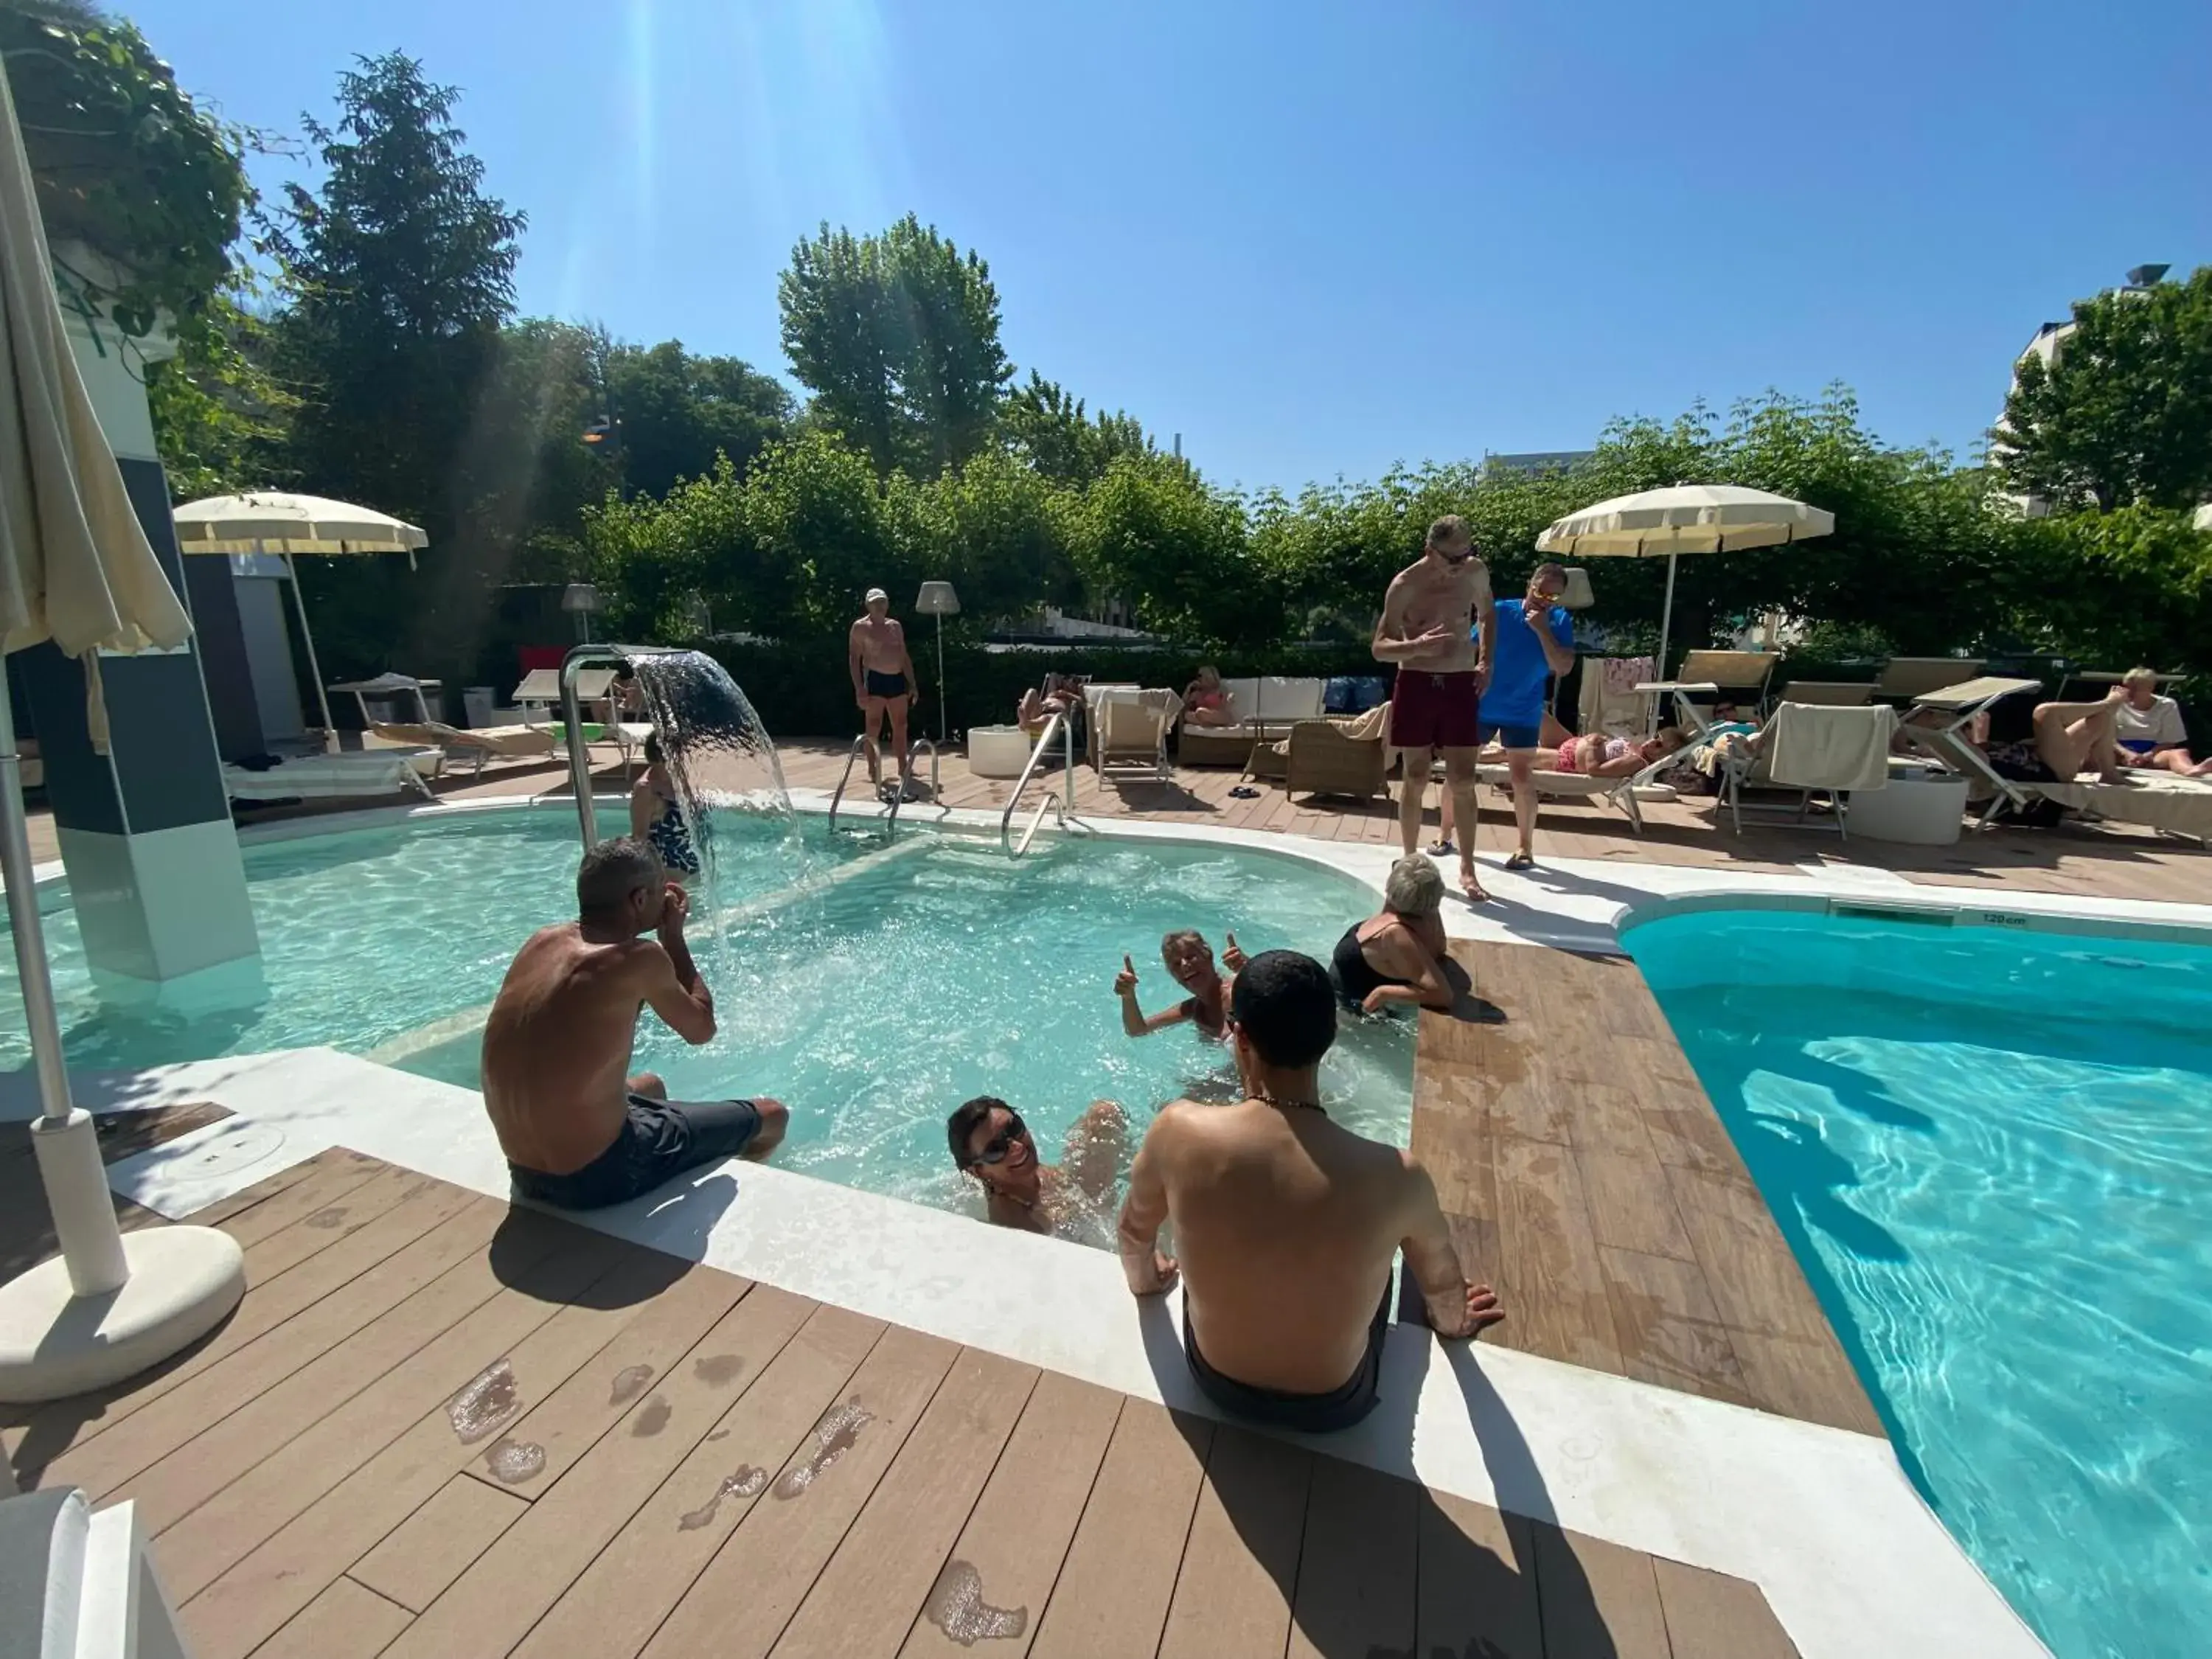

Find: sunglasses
1434;545;1474;564
968;1110;1028;1167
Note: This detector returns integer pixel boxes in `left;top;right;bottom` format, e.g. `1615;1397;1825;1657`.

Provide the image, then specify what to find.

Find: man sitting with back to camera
481;837;787;1209
1116;948;1503;1432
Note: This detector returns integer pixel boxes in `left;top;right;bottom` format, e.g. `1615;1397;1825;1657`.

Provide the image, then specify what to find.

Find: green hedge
697;637;1388;740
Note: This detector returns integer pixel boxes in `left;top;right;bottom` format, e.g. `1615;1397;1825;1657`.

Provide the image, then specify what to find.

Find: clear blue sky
128;0;2211;493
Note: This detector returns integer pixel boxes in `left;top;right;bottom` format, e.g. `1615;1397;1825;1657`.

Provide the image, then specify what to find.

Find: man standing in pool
482;837;788;1211
849;587;921;801
1117;949;1502;1432
1374;515;1495;899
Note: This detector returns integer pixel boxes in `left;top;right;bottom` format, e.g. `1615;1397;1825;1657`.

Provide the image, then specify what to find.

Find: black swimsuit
1331;924;1402;1006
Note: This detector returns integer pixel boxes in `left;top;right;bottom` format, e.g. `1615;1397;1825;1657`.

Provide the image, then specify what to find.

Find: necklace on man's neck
1256;1082;1327;1116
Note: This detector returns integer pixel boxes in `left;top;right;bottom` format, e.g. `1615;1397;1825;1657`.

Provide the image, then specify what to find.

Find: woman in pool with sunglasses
947;1096;1130;1246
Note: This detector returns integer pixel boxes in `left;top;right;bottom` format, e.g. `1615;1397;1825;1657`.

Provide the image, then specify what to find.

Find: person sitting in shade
629;733;699;884
947;1096;1128;1246
1118;929;1248;1039
1331;857;1457;1014
2113;667;2210;776
1116;949;1503;1433
1182;665;1239;728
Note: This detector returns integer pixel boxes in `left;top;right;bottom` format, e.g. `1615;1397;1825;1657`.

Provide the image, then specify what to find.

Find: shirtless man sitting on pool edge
481;837;787;1210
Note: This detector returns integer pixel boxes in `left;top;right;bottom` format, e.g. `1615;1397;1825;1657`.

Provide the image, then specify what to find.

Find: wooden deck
1414;945;1880;1435
4;1152;1804;1659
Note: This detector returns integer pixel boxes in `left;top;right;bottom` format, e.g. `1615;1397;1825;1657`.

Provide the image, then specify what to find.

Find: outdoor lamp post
915;580;960;742
562;582;602;644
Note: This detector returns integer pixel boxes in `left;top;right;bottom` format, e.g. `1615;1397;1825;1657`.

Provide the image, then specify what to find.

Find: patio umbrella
0;60;245;1399
174;491;429;747
1536;484;1834;675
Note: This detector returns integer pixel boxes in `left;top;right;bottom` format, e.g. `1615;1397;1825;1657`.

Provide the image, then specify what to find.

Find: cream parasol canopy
1537;484;1834;674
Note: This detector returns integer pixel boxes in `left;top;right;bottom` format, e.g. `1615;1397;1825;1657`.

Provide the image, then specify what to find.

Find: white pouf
967;725;1032;779
1848;767;1969;845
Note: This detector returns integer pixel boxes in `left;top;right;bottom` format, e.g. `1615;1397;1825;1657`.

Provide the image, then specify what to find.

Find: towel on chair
1766;703;1897;792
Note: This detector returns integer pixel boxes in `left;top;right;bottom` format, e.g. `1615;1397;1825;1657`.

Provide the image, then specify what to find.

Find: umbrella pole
284;552;338;754
1657;552;1678;682
0;661;129;1293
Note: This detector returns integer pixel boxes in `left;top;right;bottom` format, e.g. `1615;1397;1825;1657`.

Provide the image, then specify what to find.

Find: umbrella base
0;1227;245;1403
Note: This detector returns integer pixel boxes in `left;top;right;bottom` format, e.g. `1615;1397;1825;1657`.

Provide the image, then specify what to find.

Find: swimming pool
1628;906;2212;1659
4;809;1410;1224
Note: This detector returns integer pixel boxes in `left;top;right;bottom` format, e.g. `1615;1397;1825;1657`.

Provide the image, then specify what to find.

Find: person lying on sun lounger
1914;692;2130;785
1555;726;1691;776
1182;665;1239;727
948;1096;1127;1245
1433;710;1572;853
1118;929;1248;1039
2113;667;2212;777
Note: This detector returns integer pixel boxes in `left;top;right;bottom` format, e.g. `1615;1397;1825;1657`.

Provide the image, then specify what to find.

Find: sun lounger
223;748;439;803
511;667;615;720
1718;702;1898;838
1091;688;1180;782
1284;720;1388;801
1774;681;1875;706
369;720;557;778
2036;771;2212;845
1876;656;1986;700
1895;677;2045;824
1674;650;1780;713
1475;740;1690;833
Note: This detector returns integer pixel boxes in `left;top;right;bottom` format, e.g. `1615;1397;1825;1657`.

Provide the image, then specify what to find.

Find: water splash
631;648;805;975
772;1397;872;1499
925;1560;1028;1646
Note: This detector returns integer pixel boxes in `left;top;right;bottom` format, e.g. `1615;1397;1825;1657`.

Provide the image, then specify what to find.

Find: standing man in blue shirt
1475;563;1576;871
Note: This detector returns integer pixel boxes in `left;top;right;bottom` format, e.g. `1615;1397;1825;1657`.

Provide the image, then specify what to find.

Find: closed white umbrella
1537;484;1835;674
0;60;245;1401
174;492;429;746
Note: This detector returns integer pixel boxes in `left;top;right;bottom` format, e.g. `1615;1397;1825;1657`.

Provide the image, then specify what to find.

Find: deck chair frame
1895;677;2045;826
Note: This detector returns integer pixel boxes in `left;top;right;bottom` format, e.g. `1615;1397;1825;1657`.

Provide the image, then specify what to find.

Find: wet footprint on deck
771;1398;872;1499
608;1363;654;1406
631;1394;673;1437
446;1359;521;1444
925;1560;1027;1646
484;1438;546;1485
677;1465;768;1531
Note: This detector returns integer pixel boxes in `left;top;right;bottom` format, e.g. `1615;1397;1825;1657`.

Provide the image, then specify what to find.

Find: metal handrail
1000;712;1076;856
889;739;941;830
826;735;871;833
559;642;679;852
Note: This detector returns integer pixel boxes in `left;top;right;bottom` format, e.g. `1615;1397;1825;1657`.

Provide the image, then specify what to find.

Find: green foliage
778;215;1012;476
603;337;793;498
1999;268;2212;512
2;3;252;344
1001;371;1157;486
142;285;296;500
2010;505;2212;674
1067;456;1281;647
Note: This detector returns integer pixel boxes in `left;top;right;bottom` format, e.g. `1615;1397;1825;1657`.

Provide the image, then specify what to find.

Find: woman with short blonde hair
1332;857;1455;1015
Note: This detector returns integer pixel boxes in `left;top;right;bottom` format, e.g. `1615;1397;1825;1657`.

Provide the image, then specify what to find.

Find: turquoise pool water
1628;908;2212;1659
4;810;1409;1224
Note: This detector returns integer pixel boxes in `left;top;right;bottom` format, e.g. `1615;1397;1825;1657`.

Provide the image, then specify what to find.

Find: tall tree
1002;371;1156;487
604;338;793;498
1997;267;2212;512
266;52;524;673
778;215;1011;476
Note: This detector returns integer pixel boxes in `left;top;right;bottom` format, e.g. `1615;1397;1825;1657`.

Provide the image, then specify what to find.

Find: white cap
864;587;889;605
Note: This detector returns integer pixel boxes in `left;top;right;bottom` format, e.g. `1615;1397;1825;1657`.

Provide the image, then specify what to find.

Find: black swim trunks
1183;1284;1392;1433
865;669;909;699
508;1094;761;1211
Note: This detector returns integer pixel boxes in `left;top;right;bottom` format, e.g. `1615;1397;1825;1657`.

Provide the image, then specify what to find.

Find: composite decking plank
894;1369;1123;1659
180;1239;735;1659
349;1472;529;1613
1599;1245;1756;1408
1529;1522;1672;1659
1491;1135;1623;1373
1285;1451;1416;1659
1027;1401;1213;1659
772;1346;1039;1659
1652;1555;1802;1658
1155;1424;1311;1659
160;1215;620;1613
246;1576;414;1659
638;1321;961;1659
1416;1489;1543;1659
41;1187;498;1503
509;1301;884;1659
383;1281;818;1659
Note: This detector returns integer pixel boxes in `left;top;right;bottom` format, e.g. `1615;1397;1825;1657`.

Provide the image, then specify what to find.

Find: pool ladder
828;737;941;835
1000;712;1077;858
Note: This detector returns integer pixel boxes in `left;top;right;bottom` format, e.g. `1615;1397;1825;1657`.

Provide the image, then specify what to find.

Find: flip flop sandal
1228;785;1261;799
1429;838;1455;855
1504;852;1535;872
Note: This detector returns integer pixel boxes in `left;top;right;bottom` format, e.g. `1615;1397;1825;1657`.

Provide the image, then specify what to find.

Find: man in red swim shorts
1373;515;1495;898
